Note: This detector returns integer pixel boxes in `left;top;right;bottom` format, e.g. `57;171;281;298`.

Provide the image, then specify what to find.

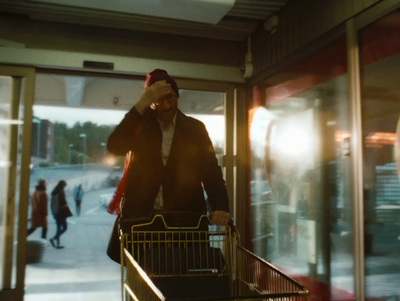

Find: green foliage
53;121;115;164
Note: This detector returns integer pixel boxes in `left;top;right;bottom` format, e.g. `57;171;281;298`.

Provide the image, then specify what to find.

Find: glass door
249;38;355;300
359;9;400;300
0;66;35;301
21;72;237;301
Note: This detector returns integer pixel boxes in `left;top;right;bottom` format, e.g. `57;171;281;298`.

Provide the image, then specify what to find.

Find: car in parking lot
107;166;122;187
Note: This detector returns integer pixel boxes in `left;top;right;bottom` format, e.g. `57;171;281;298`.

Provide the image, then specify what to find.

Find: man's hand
211;210;231;226
135;80;172;114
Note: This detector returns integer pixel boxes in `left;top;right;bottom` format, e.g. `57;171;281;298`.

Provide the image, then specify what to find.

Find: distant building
31;117;55;163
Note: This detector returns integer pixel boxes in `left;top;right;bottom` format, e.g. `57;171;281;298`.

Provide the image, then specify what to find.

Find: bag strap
107;151;133;215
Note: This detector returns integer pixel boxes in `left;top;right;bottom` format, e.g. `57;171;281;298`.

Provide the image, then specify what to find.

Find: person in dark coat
49;180;68;249
107;69;230;226
27;178;48;239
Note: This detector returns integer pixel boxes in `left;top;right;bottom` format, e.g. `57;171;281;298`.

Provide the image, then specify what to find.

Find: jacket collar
174;109;190;131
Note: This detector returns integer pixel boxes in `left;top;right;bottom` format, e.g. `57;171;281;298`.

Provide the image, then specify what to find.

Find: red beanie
145;69;179;96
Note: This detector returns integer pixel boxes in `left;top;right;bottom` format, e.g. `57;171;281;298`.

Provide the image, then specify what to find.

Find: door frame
175;78;246;232
0;65;35;301
0;66;246;299
33;70;244;222
348;1;400;300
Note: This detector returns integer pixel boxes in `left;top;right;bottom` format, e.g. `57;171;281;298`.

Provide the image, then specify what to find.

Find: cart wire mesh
121;214;308;301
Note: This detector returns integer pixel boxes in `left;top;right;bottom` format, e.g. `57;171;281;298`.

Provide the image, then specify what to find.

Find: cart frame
120;214;309;301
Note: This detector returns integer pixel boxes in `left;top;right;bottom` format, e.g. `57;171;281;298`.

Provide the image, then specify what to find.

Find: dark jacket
51;189;67;216
107;107;229;220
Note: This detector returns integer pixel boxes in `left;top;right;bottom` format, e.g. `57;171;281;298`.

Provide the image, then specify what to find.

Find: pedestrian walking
74;184;84;216
27;178;48;239
49;180;70;249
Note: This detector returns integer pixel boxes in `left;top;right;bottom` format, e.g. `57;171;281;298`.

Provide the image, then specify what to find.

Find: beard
158;107;176;125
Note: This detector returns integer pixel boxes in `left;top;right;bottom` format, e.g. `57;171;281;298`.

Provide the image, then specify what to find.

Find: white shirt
153;114;176;210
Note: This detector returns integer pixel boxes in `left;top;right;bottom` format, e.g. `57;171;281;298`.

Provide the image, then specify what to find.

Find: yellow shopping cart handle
131;212;211;230
119;211;237;235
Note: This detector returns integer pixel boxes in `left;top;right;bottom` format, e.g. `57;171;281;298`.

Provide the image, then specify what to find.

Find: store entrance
23;71;231;301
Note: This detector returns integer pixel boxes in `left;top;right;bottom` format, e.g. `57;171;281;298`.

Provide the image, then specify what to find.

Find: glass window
24;73;226;300
0;76;26;290
0;75;15;290
249;39;354;300
359;10;400;300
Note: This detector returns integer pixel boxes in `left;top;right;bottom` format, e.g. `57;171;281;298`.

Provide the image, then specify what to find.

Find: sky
33;105;125;126
33;105;225;143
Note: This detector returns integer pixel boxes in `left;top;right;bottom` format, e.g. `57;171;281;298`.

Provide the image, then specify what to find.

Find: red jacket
30;190;48;227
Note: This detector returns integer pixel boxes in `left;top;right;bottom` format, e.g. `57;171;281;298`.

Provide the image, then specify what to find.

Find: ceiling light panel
28;0;236;24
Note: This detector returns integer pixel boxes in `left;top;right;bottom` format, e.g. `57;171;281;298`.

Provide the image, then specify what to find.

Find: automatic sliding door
359;10;400;300
249;38;354;300
23;72;235;301
0;66;35;301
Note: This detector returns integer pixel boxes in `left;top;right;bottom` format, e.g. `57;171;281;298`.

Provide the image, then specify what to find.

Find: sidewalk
24;188;121;301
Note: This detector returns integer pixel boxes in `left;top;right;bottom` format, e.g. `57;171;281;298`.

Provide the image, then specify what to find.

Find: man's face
154;90;178;126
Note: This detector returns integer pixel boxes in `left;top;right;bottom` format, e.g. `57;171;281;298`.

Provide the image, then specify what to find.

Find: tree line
53;121;119;165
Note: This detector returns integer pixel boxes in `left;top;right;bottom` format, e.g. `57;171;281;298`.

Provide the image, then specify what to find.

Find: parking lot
24;187;121;301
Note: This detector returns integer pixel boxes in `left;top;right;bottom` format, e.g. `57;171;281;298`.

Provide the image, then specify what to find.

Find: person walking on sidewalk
50;180;69;249
74;184;84;216
27;178;48;239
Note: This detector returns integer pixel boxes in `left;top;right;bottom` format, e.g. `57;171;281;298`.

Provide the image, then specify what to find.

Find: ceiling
1;0;291;116
34;73;225;115
0;0;290;42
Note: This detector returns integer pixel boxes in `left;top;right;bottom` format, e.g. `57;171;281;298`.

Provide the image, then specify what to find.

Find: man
107;69;230;227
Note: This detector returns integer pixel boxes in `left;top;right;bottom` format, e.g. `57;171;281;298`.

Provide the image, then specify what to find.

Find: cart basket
120;213;309;301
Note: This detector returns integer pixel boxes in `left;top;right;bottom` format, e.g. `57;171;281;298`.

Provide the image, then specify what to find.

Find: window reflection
249;39;353;300
360;10;400;300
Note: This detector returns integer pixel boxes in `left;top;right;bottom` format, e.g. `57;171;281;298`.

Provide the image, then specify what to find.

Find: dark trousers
75;200;82;216
27;226;48;239
53;214;67;246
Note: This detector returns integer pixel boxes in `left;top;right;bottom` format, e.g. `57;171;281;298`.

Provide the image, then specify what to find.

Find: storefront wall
248;1;400;300
250;0;380;83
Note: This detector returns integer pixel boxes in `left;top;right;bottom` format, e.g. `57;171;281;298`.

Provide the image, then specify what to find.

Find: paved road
24;187;121;301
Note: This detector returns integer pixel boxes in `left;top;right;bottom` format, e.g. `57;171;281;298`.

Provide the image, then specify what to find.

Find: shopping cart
120;213;308;301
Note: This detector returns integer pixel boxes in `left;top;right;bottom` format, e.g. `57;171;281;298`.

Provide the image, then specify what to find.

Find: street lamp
68;144;74;165
32;117;41;159
100;142;106;163
79;133;87;165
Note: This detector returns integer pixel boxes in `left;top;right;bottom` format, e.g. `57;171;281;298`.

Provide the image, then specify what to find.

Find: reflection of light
0;161;11;168
335;130;350;142
105;155;117;167
365;132;396;148
274;128;310;155
250;107;276;157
